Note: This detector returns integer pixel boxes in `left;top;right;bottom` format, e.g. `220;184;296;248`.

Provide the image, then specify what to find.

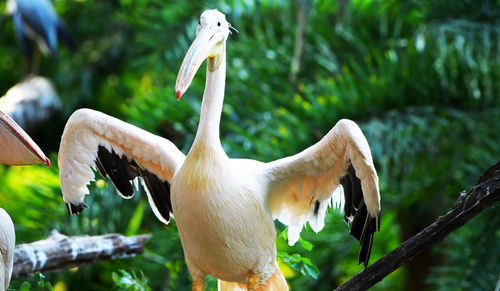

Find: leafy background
0;0;499;290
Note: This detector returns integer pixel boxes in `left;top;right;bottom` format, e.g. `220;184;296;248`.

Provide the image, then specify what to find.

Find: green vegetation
0;0;499;290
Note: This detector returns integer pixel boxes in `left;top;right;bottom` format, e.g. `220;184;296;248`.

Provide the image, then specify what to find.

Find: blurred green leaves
18;272;54;291
112;270;151;291
0;0;499;290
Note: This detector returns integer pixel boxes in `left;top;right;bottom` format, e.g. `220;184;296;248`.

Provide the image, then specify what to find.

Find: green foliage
427;207;500;291
14;272;54;291
276;229;319;279
0;0;499;290
112;270;151;291
278;252;320;280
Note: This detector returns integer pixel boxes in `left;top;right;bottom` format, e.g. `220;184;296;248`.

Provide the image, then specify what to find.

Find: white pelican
58;9;380;290
0;110;49;291
0;208;15;291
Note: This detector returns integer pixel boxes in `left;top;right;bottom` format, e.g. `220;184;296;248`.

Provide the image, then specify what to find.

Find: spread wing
58;109;185;224
264;119;380;266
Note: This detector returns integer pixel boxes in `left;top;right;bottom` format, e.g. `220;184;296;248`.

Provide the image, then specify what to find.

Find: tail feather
218;263;288;291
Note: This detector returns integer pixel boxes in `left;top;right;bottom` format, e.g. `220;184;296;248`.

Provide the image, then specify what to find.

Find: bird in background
7;0;76;77
58;9;380;291
0;110;49;291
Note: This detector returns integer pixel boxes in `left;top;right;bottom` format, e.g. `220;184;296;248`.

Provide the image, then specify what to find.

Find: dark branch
335;160;500;291
12;230;151;279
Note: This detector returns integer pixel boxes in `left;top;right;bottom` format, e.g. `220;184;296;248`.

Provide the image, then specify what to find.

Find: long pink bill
0;111;50;167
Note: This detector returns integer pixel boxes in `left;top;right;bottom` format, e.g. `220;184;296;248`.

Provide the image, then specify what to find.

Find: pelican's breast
171;150;276;282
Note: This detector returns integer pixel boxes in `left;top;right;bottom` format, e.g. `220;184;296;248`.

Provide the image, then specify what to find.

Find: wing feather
139;167;173;224
96;145;138;198
264;119;380;267
340;164;380;266
59;109;185;224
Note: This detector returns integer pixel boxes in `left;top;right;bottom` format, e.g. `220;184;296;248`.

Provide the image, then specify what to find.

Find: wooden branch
335;161;500;291
12;230;151;279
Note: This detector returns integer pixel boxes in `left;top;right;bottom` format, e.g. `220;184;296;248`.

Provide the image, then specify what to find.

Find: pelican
0;110;49;291
0;208;15;291
58;9;380;290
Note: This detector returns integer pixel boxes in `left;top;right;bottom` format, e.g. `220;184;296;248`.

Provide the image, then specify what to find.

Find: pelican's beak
175;25;224;100
0;111;50;167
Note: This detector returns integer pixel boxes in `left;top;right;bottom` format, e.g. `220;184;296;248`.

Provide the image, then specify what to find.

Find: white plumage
58;10;380;290
0;208;15;291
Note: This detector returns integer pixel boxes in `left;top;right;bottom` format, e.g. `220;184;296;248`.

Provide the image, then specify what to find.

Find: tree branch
336;160;500;291
12;230;151;279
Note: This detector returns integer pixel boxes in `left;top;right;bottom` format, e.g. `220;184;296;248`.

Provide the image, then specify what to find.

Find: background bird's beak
175;26;224;100
0;111;50;167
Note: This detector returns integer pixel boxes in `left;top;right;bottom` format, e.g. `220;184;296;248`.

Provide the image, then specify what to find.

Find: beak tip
45;157;50;167
176;90;182;101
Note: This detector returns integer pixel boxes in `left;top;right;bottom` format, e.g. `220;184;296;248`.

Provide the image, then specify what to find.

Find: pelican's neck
192;50;226;151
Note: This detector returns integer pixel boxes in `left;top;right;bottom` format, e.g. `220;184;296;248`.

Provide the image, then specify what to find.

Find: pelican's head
175;9;230;100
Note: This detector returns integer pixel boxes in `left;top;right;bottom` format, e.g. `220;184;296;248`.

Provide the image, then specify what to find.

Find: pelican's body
173;154;276;283
59;10;380;290
0;208;15;291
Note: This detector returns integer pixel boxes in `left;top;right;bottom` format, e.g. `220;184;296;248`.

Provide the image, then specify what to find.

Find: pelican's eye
217;22;221;27
199;20;201;25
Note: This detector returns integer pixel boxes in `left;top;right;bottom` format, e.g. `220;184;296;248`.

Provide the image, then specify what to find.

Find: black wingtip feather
313;200;321;216
354;209;378;267
94;145;173;223
97;146;139;198
66;146;173;222
140;169;172;223
340;164;380;268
